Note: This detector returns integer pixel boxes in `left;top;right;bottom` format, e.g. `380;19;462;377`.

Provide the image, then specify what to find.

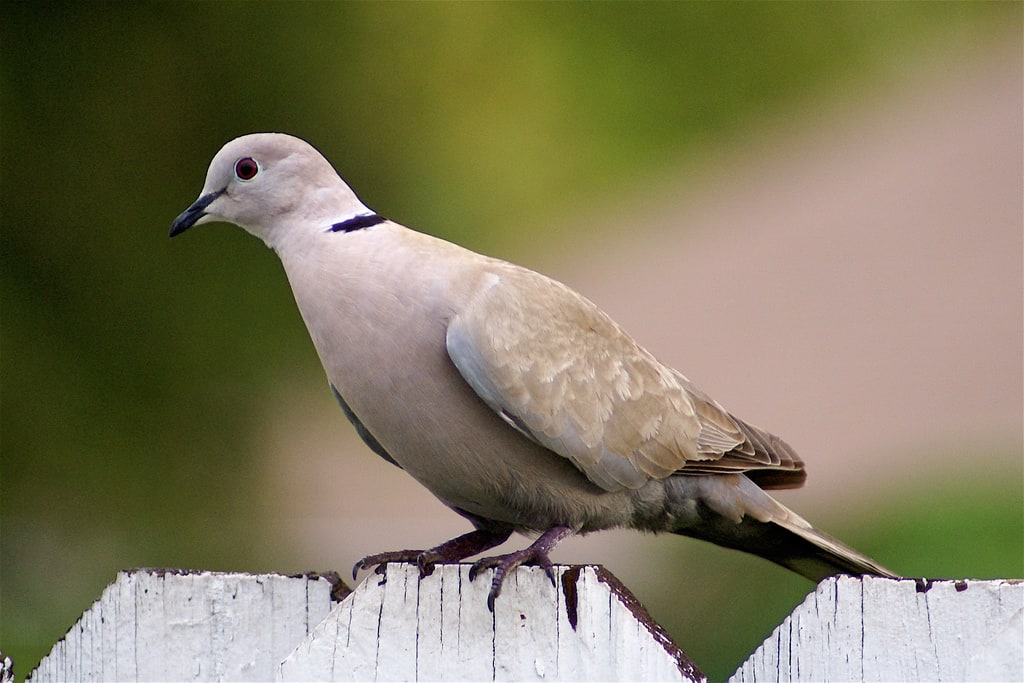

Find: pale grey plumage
171;133;897;608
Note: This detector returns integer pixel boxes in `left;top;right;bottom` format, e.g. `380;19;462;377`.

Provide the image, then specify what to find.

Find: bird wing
446;266;805;492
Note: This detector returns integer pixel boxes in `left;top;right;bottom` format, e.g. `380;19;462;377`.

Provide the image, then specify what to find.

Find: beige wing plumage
446;265;805;492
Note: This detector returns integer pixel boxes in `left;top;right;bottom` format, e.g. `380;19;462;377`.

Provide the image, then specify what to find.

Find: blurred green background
2;3;1021;681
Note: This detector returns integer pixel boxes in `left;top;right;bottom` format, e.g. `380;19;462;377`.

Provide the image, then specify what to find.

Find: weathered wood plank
730;576;1023;682
277;563;703;682
27;569;340;682
1;651;14;683
37;566;1016;682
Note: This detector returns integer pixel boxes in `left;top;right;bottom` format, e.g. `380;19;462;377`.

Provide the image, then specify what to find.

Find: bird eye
234;157;259;181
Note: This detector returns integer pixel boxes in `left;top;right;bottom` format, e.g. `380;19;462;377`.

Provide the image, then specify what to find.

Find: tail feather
768;517;897;581
674;509;898;581
667;474;899;581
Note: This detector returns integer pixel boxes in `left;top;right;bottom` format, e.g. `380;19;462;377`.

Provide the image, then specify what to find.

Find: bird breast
274;224;643;532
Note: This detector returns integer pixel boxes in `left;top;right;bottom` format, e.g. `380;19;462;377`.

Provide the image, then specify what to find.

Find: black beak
169;189;224;237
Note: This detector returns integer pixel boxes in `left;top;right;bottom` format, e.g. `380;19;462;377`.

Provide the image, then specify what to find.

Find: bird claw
416;552;440;577
356;526;573;611
468;525;573;611
468;547;555;611
353;527;515;583
352;549;436;581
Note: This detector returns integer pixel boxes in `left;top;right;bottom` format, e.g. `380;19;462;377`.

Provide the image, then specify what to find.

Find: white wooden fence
15;565;1023;682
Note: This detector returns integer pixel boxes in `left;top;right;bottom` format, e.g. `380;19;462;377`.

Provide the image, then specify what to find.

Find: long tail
668;475;899;581
731;514;898;581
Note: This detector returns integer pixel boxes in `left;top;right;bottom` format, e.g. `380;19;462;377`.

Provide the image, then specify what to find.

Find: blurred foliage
1;2;1020;679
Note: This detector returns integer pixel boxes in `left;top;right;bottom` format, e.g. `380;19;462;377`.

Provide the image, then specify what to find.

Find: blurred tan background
2;4;1021;680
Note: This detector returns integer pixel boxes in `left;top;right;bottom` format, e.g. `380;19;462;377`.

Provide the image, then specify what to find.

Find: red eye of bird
234;157;259;180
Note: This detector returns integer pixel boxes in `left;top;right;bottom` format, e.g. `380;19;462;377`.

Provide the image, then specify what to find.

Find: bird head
170;133;369;249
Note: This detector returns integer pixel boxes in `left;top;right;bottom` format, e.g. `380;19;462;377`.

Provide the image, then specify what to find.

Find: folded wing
446;266;805;493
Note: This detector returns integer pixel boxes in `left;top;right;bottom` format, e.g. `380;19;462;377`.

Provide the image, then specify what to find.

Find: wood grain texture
27;569;338;682
278;563;703;682
730;576;1023;682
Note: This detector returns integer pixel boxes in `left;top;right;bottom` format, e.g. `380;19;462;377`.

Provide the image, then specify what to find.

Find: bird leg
468;524;575;611
353;527;513;580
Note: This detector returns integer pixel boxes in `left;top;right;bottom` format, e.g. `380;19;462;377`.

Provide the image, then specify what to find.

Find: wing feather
446;265;805;492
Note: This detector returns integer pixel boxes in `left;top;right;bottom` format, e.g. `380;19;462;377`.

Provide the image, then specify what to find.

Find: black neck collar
328;213;386;233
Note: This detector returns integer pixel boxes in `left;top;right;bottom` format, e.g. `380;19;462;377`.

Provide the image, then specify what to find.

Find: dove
170;133;897;610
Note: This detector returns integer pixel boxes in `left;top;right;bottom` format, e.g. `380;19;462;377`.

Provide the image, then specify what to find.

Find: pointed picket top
27;569;343;683
278;563;704;682
1;651;14;683
731;576;1024;682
